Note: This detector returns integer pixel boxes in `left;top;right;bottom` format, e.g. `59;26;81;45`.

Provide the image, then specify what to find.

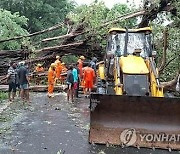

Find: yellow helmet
50;63;56;68
56;55;60;59
80;55;85;60
19;61;25;65
37;63;42;67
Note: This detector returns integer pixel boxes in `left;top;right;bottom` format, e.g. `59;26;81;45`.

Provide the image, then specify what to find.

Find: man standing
55;60;62;82
83;63;95;97
18;61;30;102
34;63;44;85
48;63;56;98
72;63;80;98
35;64;44;72
60;62;67;84
90;57;97;72
66;65;74;102
7;62;16;102
77;56;85;80
15;63;20;97
55;55;61;65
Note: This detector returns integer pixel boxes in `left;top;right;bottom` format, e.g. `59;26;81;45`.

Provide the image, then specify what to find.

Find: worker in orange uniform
61;63;67;72
47;63;56;98
77;56;85;79
34;64;44;85
78;55;85;91
83;63;95;98
54;55;62;84
60;62;67;84
55;60;62;82
82;65;88;94
55;55;61;65
35;64;44;72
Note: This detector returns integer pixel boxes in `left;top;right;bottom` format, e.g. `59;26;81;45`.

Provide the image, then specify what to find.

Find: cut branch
0;22;64;43
139;0;176;28
41;32;85;42
102;10;145;27
161;72;180;90
159;28;168;72
36;41;84;53
0;49;30;58
24;54;56;64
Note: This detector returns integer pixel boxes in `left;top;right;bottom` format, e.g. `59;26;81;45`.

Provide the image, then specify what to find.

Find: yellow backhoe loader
89;27;180;150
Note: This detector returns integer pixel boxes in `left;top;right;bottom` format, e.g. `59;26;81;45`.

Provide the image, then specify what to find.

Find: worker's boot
47;93;52;98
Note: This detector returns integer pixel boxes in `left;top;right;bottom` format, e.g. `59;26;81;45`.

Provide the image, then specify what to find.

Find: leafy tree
0;9;29;50
150;0;180;82
106;4;136;28
0;0;75;33
67;1;136;52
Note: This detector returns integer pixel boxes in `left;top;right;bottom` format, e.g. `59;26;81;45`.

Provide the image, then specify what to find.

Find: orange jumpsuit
83;67;95;89
35;66;44;72
35;66;44;85
60;65;67;81
77;59;83;79
48;67;55;94
55;62;62;79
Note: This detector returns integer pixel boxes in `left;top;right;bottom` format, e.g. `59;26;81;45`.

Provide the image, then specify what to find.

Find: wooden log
0;49;30;58
36;41;84;53
161;73;179;91
0;23;64;43
158;28;168;72
138;0;176;28
42;32;85;42
0;75;7;84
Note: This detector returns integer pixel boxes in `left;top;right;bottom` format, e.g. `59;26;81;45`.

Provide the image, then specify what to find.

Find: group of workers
6;55;97;103
47;56;67;97
47;55;97;102
7;61;30;102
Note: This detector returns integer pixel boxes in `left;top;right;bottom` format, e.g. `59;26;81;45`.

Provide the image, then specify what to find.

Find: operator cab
106;27;153;58
105;27;153;96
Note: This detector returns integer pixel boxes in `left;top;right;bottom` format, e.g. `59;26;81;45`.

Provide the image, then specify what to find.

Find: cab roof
108;27;152;33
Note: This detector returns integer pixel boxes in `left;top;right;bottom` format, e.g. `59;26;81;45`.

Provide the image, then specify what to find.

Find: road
0;93;179;154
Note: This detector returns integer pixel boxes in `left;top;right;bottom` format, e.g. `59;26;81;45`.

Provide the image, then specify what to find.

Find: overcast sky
74;0;143;8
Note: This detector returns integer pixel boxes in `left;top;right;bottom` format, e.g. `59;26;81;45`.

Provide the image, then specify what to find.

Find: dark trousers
74;81;79;98
8;82;16;92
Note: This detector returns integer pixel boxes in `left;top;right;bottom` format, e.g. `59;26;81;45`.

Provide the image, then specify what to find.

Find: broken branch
159;28;168;72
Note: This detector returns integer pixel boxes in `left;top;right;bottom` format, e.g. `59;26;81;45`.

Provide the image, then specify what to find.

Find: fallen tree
0;4;179;94
0;49;31;75
161;72;180;91
0;23;64;43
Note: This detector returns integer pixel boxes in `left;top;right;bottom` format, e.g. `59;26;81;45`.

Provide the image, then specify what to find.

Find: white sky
74;0;143;8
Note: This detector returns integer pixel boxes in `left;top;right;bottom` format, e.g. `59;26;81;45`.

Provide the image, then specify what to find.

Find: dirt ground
0;92;179;154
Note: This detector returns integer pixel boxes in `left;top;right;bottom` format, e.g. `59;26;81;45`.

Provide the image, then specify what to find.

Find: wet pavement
0;93;179;154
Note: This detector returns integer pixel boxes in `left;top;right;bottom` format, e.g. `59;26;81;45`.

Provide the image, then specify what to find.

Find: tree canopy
0;9;28;50
0;0;75;33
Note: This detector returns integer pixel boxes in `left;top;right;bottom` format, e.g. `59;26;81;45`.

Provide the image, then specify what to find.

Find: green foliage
0;91;8;101
107;4;136;28
0;9;29;50
171;0;180;26
152;17;180;81
68;1;136;50
161;27;180;81
62;55;78;64
0;0;75;33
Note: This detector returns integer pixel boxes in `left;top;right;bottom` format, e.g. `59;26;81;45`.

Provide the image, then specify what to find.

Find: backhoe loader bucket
89;94;180;150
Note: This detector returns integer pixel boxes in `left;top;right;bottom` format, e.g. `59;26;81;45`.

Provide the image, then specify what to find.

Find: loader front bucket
89;94;180;150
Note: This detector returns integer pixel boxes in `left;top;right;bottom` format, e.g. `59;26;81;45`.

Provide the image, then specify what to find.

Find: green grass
0;91;8;100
